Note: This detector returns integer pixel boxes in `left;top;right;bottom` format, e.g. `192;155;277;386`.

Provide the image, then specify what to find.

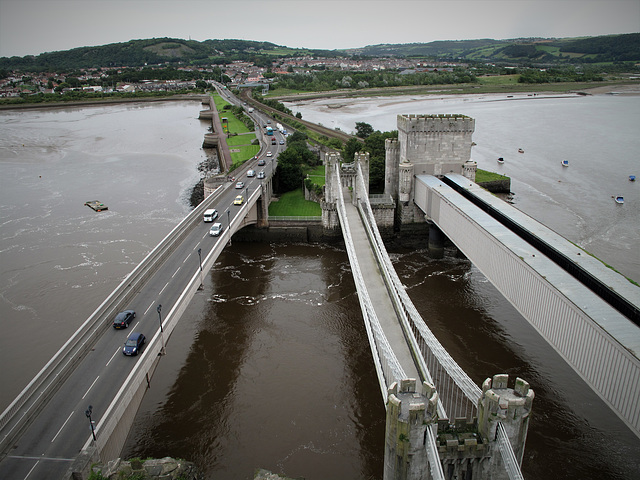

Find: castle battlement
398;114;475;134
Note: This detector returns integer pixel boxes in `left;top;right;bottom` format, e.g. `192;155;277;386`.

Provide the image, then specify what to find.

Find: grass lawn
269;189;322;216
230;145;260;169
475;169;509;183
477;74;520;85
226;133;256;146
306;164;325;187
212;92;229;110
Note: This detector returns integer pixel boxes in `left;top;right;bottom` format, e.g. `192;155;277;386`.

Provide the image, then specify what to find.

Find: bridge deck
343;200;421;382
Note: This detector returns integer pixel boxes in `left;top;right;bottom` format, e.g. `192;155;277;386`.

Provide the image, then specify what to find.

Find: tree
355;122;374;139
343;138;361;161
295;112;302;119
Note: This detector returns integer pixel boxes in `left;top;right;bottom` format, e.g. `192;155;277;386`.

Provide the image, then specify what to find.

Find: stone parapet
397;113;475;134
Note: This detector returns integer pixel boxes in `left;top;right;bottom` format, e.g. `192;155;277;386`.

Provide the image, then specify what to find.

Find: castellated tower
397;114;475;176
386;114;476;226
478;374;534;476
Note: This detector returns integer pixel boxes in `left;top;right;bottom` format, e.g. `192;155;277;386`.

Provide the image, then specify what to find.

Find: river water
1;94;639;479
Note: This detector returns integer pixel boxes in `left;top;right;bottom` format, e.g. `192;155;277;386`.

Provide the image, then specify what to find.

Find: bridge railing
354;163;481;421
83;185;264;462
0;185;224;454
334;164;406;403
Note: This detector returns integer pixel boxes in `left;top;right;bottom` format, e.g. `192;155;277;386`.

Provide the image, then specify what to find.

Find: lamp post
197;247;204;290
157;304;165;355
85;405;96;442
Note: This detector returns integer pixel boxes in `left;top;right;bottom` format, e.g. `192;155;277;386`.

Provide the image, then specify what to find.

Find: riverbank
271;80;640;102
0;93;206;110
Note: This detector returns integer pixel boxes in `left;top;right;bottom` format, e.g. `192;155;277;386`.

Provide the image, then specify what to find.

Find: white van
203;209;218;222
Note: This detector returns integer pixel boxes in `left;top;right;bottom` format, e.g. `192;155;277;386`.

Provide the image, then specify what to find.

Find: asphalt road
0;103;284;480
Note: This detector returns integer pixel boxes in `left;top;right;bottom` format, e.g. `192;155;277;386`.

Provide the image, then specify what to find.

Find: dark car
113;310;136;329
123;332;145;356
258;159;265;166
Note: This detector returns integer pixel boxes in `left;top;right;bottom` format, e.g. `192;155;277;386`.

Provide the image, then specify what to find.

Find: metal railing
352;163;525;478
0;185;224;454
496;423;525;480
334;164;406;403
425;425;446;480
355;163;481;419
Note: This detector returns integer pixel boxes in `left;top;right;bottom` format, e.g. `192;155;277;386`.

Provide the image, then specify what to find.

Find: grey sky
1;0;638;58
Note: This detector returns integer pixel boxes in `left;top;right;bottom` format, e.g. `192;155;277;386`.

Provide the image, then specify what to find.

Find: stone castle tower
384;114;477;225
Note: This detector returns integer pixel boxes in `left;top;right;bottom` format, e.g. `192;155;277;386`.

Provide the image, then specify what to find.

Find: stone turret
477;374;534;467
384;379;439;480
384;138;400;199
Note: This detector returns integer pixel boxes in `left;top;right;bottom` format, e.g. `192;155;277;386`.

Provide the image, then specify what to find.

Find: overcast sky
0;0;638;58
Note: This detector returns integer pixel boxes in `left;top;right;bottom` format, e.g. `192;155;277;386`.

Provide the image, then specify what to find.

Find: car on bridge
266;151;272;157
235;182;245;189
257;171;265;179
209;222;223;236
258;159;265;166
122;332;145;356
247;170;255;177
233;195;244;205
112;310;136;329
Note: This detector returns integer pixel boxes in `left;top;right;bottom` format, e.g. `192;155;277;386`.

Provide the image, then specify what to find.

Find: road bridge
0;138;276;480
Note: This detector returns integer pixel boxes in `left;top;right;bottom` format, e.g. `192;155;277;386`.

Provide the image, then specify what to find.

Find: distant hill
0;38;336;72
345;33;640;64
0;33;638;72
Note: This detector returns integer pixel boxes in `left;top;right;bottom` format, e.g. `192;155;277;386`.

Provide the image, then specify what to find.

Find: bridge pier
427;220;445;259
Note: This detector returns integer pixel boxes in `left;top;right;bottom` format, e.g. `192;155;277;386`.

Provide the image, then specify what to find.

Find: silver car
209;222;223;236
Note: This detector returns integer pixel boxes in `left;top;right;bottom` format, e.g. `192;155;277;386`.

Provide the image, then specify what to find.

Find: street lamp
157;304;165;355
197;247;204;290
85;405;96;442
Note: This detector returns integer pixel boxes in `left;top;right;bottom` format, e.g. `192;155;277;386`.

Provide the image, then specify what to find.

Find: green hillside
346;33;640;64
1;33;638;73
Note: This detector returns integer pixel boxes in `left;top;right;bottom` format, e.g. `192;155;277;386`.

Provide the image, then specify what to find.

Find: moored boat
630;175;636;182
561;159;569;167
613;196;624;204
518;148;524;153
497;157;504;164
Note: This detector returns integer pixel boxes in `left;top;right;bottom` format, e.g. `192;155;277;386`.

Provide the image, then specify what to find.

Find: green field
306;164;326;187
268;189;322;216
226;133;256;146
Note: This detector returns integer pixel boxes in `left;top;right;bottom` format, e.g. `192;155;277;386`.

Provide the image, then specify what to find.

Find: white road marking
81;376;99;400
159;282;169;295
106;348;119;366
172;267;180;278
51;412;74;443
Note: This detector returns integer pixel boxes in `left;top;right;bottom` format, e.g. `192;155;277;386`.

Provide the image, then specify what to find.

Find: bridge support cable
334;164;406;403
355;164;482;420
496;423;525;480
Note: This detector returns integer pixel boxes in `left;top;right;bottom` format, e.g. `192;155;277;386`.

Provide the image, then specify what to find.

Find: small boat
613;196;624;204
518;148;524;153
561;159;569;167
85;200;108;212
497;157;504;164
630;175;636;182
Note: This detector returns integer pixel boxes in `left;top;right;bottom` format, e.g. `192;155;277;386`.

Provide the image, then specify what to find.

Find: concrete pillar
427;221;444;259
477;374;534;474
384;379;439;480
